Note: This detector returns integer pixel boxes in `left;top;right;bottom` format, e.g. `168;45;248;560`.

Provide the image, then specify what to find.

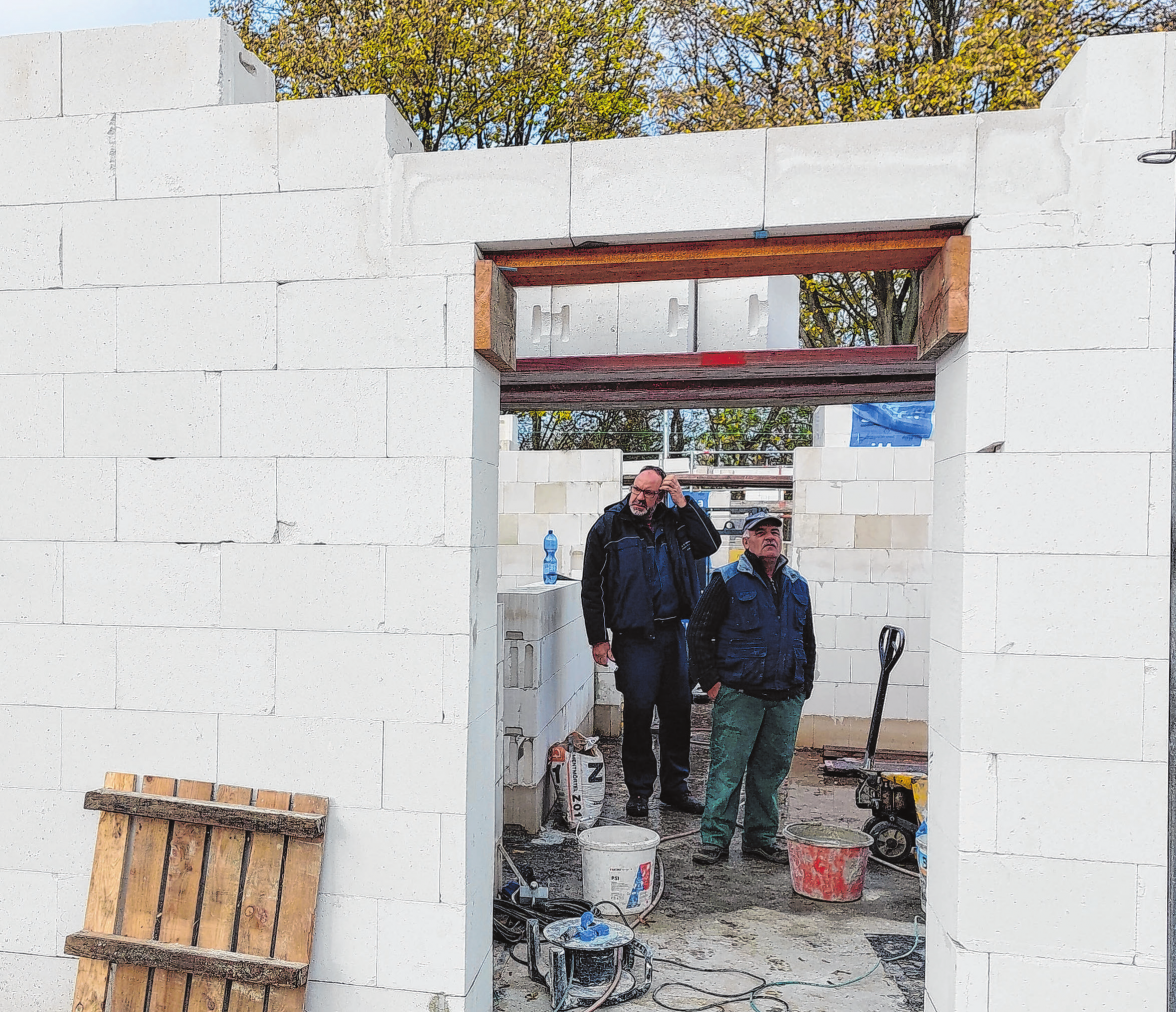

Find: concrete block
117;458;275;543
319;806;440;902
890;515;930;551
1149;244;1173;351
116;627;275;715
618;280;693;354
893;444;934;481
0;707;60;791
0;114;115;204
117;104;277;199
962;452;1148;556
0;953;77;1012
812;614;836;648
59;708;217;792
831;548;870;583
997;754;1163;864
0;458;114;541
927;348;1006;464
818;514;854;549
579;450;620;484
853;515;889;550
810;579;850;616
472;357;502;466
0;375;60;455
278;276;446;369
222;370;386;457
445;457;497;550
516;285;554;357
118;281;276;371
0;788;93;874
221;545;385;632
444;270;477;368
765;115;976;231
62;19;274;115
1005;350;1169;453
796;547;833;582
382;720;467;814
929;731;996;851
64;543;218;627
853;447;894;481
0;203;61;289
277;631;443;723
803;480;842;514
0;871;56;955
792;447;820;481
975;109;1072;217
277;458;441;545
971;245;1151;354
0;32;60;119
572;130;764;242
834;681;889;719
1136;863;1165;967
501;481;535;515
222;188;386;282
817;447;858;481
988;954;1162;1012
279;94;421;192
0;624;115;708
0;288;115;373
309;893;378;986
835;616;878;652
386;368;473;458
877;481;916;515
996;553;1166;659
790;513;818;549
849;582;889;616
392;144;570;247
696;277;770;353
385;547;472;636
64;372;219;457
932;552;997;654
534;483;568;514
376;899;466;993
219;714;383;808
955;851;1138;960
887;583;929;620
0;542;61;623
549;283;618;356
64;197;220;287
1045;34;1167;140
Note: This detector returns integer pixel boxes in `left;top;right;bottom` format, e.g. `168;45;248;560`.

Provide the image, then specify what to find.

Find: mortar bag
548;736;606;830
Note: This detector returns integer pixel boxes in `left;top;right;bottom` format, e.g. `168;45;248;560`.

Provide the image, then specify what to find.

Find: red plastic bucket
783;823;873;902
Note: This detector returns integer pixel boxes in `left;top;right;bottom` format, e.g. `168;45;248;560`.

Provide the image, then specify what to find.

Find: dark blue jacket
581;497;721;644
688;552;816;699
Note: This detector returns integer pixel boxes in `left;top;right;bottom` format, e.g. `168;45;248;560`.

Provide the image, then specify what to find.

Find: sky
0;0;211;35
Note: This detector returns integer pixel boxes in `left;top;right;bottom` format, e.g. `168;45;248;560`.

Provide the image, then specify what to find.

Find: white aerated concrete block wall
498;448;623;589
499;582;595;831
0;19;494;1012
792;443;933;751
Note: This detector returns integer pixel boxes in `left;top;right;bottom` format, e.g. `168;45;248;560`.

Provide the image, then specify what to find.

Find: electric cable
650;956;770;1012
868;853;921;878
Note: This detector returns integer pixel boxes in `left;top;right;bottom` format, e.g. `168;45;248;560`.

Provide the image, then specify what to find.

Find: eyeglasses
630;487;664;501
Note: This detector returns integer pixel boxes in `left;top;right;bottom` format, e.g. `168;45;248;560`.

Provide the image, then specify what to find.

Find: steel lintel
499;345;936;411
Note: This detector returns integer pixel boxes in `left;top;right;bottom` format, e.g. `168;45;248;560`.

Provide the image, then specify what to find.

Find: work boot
660;792;705;815
692;844;729;865
626;796;649;818
742;843;789;864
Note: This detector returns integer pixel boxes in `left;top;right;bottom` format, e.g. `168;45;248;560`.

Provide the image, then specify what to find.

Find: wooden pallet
66;772;329;1012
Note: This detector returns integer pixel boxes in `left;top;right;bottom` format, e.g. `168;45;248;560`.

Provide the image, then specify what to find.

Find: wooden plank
147;780;214;1012
489;228;961;287
916;235;970;360
108;775;176;1012
189;784;254;1012
71;771;138;1012
267;794;330;1012
64;933;309;989
675;473;794;490
226;790;291;1012
500;346;935;410
85;789;327;838
474;259;517;372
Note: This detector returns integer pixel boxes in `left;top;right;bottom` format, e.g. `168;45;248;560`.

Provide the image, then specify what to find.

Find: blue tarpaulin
850;402;934;447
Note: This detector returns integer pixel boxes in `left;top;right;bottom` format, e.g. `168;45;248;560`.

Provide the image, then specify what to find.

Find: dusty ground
495;704;925;1012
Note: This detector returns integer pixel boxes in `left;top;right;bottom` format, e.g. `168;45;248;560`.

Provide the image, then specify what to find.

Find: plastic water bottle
543;530;558;584
915;820;928;913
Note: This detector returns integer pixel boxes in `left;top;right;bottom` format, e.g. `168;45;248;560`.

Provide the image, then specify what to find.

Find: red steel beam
488;228;962;287
499;345;936;410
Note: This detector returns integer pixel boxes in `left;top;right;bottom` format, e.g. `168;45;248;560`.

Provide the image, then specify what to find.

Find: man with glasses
687;510;815;866
581;465;721;818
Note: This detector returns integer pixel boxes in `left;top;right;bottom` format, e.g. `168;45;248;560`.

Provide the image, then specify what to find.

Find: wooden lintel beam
64;932;309;988
500;345;936;410
83;789;327;838
917;235;971;359
489;228;961;287
474;259;517;371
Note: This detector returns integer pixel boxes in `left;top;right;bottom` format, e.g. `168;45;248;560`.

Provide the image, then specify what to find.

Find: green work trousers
700;686;805;851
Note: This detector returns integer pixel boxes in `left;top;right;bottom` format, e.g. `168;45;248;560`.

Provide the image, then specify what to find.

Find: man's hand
592;641;615;666
707;682;721;700
660;473;688;508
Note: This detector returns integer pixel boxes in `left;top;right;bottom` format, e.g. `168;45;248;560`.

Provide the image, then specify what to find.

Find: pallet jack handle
862;625;905;771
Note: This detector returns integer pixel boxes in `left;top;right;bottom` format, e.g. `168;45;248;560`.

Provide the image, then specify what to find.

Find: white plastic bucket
578;825;660;915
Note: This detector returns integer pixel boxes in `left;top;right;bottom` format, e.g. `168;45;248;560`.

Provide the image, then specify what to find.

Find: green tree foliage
213;0;657;149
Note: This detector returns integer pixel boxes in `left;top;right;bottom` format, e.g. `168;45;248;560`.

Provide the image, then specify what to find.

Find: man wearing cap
582;465;722;819
687;510;816;865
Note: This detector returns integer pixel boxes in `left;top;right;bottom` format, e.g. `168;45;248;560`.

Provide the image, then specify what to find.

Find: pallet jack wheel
868;820;914;861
